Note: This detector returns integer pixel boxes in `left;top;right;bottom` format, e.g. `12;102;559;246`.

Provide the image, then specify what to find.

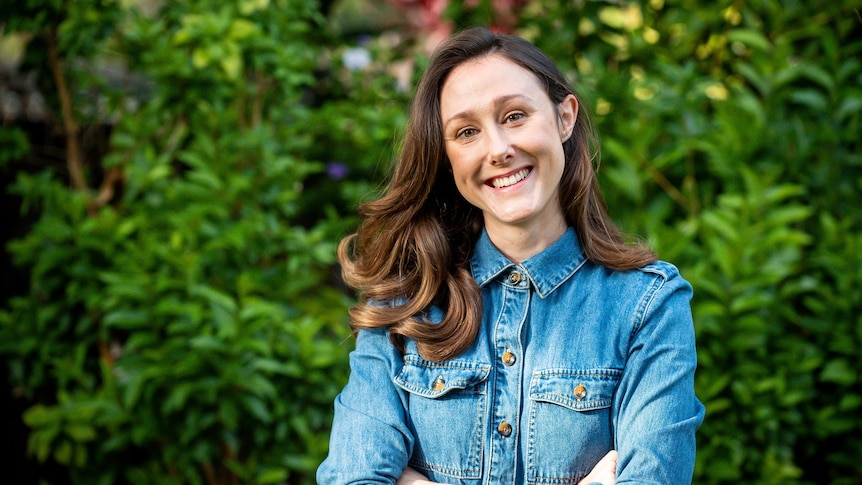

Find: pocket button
432;376;445;391
574;384;587;401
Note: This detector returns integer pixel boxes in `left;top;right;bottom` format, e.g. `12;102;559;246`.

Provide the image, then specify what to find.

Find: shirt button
432;376;445;392
574;383;588;401
497;421;513;437
502;350;516;366
508;271;522;284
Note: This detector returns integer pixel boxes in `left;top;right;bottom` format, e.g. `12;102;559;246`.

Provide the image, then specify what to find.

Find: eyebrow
442;94;533;130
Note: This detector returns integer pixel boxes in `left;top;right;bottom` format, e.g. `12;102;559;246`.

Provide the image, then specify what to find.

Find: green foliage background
1;0;859;484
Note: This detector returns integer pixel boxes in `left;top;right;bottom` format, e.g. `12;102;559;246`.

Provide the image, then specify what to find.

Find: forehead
440;54;549;115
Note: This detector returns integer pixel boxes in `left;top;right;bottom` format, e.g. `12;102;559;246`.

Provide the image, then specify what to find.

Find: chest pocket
394;355;491;481
526;369;622;485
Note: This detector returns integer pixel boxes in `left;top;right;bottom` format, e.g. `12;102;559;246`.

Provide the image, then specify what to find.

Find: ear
557;94;579;142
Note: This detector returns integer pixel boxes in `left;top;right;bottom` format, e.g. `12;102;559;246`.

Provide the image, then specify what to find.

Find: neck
484;216;568;264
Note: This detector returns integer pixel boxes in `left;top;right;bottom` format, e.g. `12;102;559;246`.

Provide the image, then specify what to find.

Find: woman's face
440;54;577;238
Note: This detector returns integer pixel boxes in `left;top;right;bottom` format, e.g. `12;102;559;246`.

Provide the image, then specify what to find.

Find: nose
485;125;514;166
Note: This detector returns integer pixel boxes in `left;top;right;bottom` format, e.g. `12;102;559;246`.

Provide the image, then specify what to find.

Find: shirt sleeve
613;265;706;484
317;327;414;485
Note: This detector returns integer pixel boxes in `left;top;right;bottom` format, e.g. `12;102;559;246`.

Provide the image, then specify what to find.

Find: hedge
1;0;860;483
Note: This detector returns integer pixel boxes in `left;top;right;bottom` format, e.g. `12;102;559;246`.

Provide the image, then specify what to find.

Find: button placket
487;263;530;484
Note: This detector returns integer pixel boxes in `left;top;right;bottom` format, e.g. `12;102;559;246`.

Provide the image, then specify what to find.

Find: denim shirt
318;228;705;485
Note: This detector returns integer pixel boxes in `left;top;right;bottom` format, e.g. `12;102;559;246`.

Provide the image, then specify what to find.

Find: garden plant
1;0;860;484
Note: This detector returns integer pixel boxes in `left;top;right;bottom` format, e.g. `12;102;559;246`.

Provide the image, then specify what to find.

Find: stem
683;151;700;215
201;461;218;485
46;25;89;197
237;88;248;130
97;341;115;367
641;160;689;210
93;167;124;208
251;69;263;128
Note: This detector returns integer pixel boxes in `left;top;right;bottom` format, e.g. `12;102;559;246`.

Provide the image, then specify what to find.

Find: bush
0;0;407;482
2;0;860;484
504;0;862;482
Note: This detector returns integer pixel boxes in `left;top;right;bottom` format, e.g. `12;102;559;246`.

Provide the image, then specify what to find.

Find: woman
317;27;704;485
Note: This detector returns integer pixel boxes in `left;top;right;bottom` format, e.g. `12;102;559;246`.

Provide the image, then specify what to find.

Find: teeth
492;168;530;188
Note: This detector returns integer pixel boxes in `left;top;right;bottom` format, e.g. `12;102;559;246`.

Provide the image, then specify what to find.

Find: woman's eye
457;128;478;139
505;112;525;123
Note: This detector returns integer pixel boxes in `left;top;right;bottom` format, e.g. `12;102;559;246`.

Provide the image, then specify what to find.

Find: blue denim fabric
318;228;705;484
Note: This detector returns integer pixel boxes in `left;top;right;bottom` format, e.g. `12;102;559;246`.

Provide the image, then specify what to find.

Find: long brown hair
339;27;656;362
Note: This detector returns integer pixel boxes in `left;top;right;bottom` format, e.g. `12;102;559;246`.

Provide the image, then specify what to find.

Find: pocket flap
529;369;621;411
394;355;491;398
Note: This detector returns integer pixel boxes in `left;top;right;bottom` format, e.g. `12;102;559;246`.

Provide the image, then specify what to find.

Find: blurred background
1;0;860;483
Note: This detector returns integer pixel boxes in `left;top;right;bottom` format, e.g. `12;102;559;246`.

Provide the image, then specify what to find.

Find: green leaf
54;440;73;465
256;468;288;484
123;373;147;409
219;400;240;429
191;284;237;313
240;395;272;423
701;211;738;242
103;309;149;329
821;359;857;386
239;300;283;321
192;46;210;69
239;374;277;398
789;89;829;110
253;358;295;375
726;29;772;52
836;96;862;121
66;424;97;442
699;373;732;401
162;383;195;414
228;19;258;40
189;335;225;351
23;405;59;427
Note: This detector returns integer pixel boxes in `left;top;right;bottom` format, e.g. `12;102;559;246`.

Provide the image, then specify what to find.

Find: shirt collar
470;226;587;298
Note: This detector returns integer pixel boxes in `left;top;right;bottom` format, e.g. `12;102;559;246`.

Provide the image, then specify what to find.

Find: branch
46;25;89;196
640;160;690;211
201;461;218;485
92;167;125;209
251;69;264;128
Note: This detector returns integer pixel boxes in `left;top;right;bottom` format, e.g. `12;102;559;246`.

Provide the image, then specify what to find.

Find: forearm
613;271;704;483
396;467;439;485
317;328;414;484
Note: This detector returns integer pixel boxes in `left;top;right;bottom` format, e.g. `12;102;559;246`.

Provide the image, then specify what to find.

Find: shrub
0;0;406;482
508;1;862;482
3;0;861;483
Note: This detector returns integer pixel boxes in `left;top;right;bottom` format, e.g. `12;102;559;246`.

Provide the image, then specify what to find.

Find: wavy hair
339;27;656;362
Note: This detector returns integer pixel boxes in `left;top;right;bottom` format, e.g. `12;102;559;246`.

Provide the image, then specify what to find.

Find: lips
489;168;531;189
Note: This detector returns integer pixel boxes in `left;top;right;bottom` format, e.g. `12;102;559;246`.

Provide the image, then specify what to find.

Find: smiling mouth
490;168;531;189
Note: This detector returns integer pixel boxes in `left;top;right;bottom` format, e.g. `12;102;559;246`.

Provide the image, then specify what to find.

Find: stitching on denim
532;368;623;378
631;268;667;338
406;386;486;479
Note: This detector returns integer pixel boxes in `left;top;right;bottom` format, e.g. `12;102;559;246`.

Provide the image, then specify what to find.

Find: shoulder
635;259;683;279
579;258;688;290
579;259;692;325
626;261;693;335
593;259;691;293
634;260;692;295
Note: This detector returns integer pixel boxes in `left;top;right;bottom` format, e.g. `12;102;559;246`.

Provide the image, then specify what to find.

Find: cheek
451;171;475;200
547;138;567;174
446;148;472;182
448;159;482;204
